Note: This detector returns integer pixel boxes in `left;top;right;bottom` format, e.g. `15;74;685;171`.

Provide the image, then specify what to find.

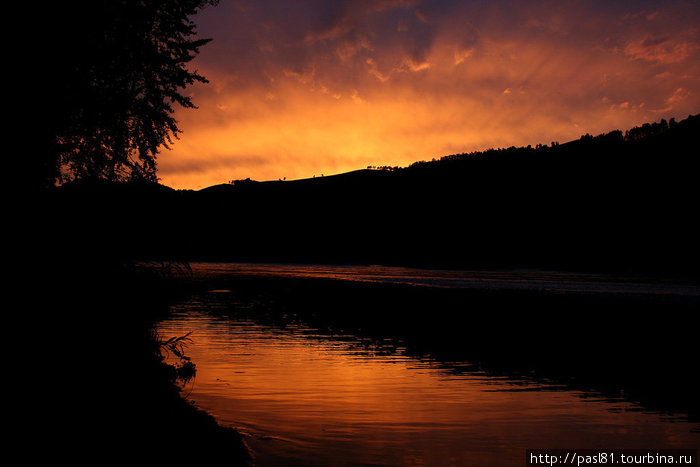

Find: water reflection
156;293;700;467
188;262;700;296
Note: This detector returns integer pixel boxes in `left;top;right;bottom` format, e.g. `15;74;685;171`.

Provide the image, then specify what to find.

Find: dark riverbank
40;115;700;280
26;258;250;465
20;244;697;465
179;269;700;421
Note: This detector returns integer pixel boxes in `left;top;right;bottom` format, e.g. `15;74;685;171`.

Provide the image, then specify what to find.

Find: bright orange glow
157;298;700;466
159;1;700;189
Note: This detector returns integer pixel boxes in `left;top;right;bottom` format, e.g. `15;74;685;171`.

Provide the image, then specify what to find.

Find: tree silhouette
35;0;218;187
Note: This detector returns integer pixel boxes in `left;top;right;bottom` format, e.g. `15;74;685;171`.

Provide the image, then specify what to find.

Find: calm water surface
186;262;700;296
155;264;700;466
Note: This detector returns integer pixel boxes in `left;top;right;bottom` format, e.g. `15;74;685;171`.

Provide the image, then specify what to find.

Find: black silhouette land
45;113;700;275
24;1;249;464
23;2;699;464
36;113;700;410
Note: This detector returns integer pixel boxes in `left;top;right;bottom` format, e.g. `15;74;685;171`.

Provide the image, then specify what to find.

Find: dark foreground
21;256;698;466
24;259;249;465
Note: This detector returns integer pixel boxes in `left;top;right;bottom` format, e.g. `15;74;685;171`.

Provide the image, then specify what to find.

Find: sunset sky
159;0;700;190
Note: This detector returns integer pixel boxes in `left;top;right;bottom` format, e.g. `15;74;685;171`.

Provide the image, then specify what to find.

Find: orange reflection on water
157;298;700;467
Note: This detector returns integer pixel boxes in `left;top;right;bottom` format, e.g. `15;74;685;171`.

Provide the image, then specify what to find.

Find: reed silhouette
25;255;249;464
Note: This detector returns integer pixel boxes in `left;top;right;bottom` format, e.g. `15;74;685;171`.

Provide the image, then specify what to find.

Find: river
155;263;700;466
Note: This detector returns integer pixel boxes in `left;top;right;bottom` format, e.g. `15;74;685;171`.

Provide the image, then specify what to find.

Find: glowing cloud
158;0;700;189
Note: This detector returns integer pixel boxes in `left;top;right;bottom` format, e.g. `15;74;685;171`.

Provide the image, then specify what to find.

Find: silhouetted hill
42;114;700;277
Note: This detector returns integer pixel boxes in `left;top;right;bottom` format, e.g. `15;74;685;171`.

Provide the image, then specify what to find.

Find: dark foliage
45;114;700;277
32;0;217;188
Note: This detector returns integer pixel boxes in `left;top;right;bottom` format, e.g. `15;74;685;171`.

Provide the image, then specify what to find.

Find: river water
155;263;700;466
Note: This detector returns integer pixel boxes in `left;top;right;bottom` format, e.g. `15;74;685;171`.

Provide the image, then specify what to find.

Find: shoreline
26;256;698;464
29;258;250;465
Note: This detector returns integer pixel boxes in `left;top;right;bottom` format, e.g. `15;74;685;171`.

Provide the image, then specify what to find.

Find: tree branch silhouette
35;0;218;188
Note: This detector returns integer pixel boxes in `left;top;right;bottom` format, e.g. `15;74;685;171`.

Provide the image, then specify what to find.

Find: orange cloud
624;36;696;64
157;0;700;189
